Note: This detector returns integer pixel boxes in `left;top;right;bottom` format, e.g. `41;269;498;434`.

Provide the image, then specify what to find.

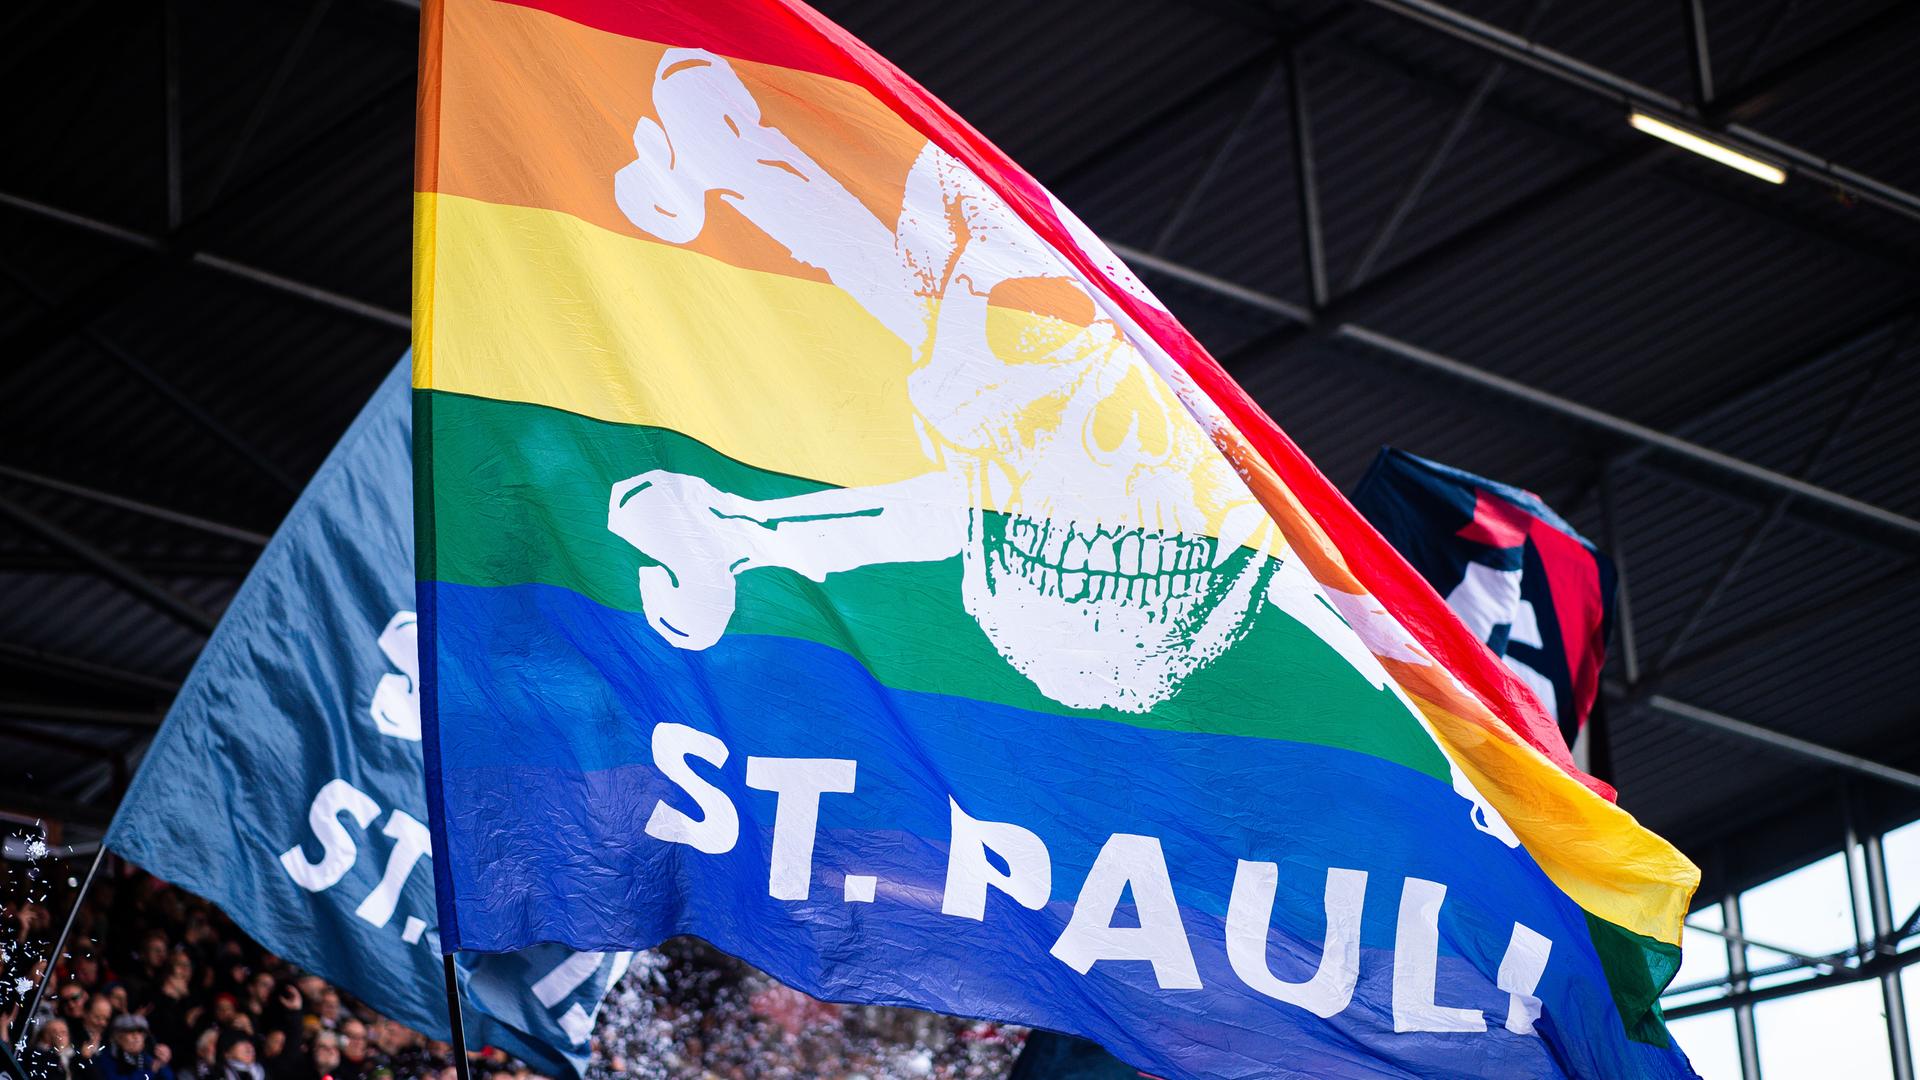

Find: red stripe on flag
493;0;1607;797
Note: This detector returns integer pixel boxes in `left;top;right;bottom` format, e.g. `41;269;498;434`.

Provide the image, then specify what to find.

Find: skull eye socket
1086;363;1173;464
983;275;1099;366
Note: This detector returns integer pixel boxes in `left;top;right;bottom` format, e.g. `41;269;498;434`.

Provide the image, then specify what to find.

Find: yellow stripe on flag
1416;692;1693;944
416;191;927;488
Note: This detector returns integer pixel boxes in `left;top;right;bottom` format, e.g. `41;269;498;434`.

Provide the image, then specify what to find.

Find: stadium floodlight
1629;112;1787;184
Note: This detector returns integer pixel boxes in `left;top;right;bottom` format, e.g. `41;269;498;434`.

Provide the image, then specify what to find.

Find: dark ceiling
3;0;1917;901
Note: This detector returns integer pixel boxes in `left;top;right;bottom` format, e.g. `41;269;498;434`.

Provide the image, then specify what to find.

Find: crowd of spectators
2;864;484;1080
4;861;1023;1080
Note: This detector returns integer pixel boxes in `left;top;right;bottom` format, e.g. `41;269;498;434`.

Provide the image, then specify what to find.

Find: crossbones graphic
603;49;1520;845
605;48;1309;715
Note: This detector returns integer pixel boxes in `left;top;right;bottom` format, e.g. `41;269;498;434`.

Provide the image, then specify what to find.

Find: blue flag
105;357;628;1077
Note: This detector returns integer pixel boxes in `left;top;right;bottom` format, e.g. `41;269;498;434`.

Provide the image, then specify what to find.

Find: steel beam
1598;467;1640;686
1652;338;1900;670
205;0;338;205
1722;894;1763;1079
1050;45;1284;193
1344;43;1501;289
0;642;180;695
1109;242;1316;323
162;0;183;231
1346;0;1553;289
1608;313;1914;478
1113;250;1920;546
1047;10;1348;194
0;191;409;330
0;792;113;828
193;252;409;329
0;703;166;729
1683;919;1839;975
1713;2;1920;127
1866;830;1917;1080
1353;0;1920;222
0;258;304;494
1648;562;1916;691
1338;325;1920;544
1646;695;1920;795
0;718;129;768
1666;941;1920;1022
1168;0;1920;283
1680;0;1714;108
0;491;217;635
1152;61;1285;256
1287;47;1329;311
0;465;270;545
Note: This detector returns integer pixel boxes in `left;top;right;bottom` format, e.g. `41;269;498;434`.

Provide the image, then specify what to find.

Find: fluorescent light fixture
1629;112;1787;184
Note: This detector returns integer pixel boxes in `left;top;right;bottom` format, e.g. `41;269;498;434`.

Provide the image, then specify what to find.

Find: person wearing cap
94;1013;173;1080
217;1033;264;1080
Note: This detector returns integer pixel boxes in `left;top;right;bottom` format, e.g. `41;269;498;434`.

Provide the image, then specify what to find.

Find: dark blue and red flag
1350;448;1617;750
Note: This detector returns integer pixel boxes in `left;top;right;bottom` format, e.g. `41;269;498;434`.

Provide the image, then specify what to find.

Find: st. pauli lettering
280;778;436;942
106;362;630;1075
642;723;1555;1038
413;0;1703;1074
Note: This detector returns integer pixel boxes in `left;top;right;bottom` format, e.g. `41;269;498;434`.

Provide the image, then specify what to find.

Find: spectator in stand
313;991;342;1033
93;1014;173;1080
125;931;172;1011
217;1035;265;1080
179;1029;221;1080
293;979;324;1019
243;975;274;1025
68;954;105;995
259;1029;309;1080
335;1019;377;1080
148;961;197;1061
56;985;90;1030
200;994;241;1048
262;981;305;1049
23;1017;90;1080
374;1022;426;1080
80;996;115;1056
300;1032;342;1080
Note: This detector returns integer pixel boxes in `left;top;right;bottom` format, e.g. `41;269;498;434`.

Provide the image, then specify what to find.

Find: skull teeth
993;518;1218;608
1004;518;1213;574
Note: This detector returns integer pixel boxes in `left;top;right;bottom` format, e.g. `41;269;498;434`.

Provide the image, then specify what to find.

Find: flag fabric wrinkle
412;2;1702;1076
107;357;623;1079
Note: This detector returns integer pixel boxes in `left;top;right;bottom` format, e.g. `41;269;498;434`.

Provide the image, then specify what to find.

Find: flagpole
441;954;475;1080
12;843;108;1058
1;1034;29;1080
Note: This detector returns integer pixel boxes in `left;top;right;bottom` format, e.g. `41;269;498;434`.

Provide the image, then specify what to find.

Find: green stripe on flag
418;389;1450;779
1585;912;1684;1047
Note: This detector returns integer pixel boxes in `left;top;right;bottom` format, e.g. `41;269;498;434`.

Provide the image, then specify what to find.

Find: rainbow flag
411;1;1701;1076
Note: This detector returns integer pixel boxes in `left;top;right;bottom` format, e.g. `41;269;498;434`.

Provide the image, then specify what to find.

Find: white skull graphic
606;49;1276;711
597;48;1523;846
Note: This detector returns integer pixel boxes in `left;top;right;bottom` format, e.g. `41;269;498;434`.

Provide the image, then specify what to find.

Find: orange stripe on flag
421;0;927;286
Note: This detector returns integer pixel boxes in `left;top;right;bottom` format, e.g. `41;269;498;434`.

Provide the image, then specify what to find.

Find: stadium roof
3;0;1918;903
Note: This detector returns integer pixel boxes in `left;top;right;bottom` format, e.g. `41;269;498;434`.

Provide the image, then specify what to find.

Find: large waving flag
1352;448;1618;750
411;2;1700;1076
108;358;628;1078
